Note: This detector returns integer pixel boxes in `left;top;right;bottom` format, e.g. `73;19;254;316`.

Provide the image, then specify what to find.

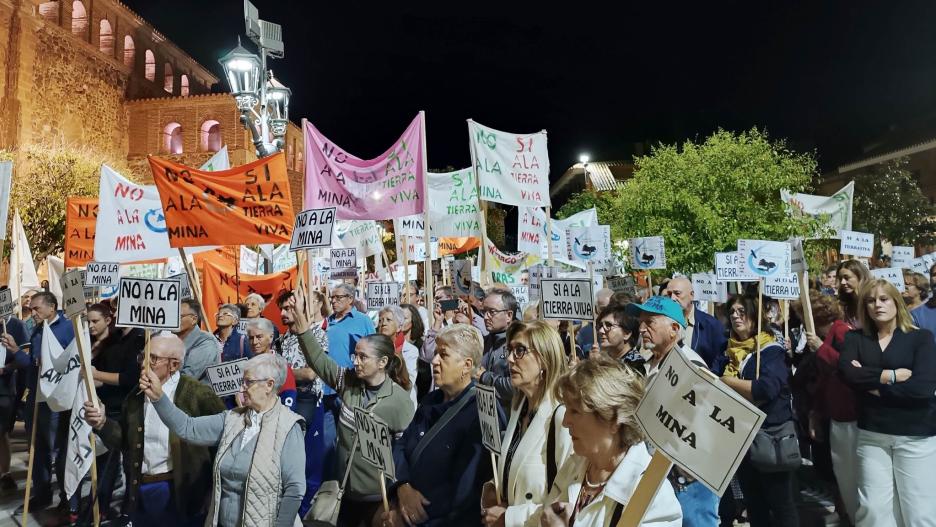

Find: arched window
38;1;60;24
123;35;135;67
163;123;183;154
71;1;87;37
99;19;113;56
164;63;173;93
180;74;190;96
144;49;155;81
200;120;222;152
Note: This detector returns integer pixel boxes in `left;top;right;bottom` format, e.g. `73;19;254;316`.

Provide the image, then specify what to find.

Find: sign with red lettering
468;120;550;208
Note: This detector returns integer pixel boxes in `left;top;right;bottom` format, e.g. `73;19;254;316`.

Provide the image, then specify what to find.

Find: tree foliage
852;156;935;251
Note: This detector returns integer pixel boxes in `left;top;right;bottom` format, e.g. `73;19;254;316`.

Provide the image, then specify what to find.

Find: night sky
124;1;936;200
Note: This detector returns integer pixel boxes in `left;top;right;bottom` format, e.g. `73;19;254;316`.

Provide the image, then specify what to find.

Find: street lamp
266;72;291;141
579;154;590;188
219;40;261;111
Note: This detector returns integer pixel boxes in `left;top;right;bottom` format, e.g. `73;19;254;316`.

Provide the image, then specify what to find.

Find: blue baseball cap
626;296;687;327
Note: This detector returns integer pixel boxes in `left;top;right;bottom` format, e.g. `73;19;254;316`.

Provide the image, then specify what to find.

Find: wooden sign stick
616;451;673;527
178;248;212;332
490;451;502;505
755;280;763;380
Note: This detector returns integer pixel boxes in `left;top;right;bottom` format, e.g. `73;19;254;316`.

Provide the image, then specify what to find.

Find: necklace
583;469;609;488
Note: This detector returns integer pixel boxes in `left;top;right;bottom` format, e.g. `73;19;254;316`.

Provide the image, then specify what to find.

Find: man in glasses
176;298;219;385
83;332;224;527
214;303;249;363
662;276;726;371
475;290;518;407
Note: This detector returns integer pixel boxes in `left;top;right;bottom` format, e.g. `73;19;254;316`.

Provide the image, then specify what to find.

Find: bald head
150;331;185;362
663;276;694;315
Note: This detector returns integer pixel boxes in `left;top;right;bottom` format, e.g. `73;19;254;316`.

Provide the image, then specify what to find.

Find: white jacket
494;395;574;527
533;443;682;527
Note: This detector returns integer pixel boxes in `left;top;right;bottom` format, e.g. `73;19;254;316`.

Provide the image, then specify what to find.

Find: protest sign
84;262;119;287
737;240;792;279
691;273;727;303
366;282;402;310
715;252;741;282
509;285;530;308
630;236;666;270
468;120;550;208
115;277;181;330
149;152;294;247
910;258;928;275
167;272;192;300
635;346;766;495
838;230;874;258
236;318;255;334
330;248;358;279
205;358;248;397
781;181;854;234
334;220;384;258
891;246;915;269
0;161;11;240
61;269;87;319
764;273;801;300
476;384;502;454
354;407;396;479
303;115;426;220
566;225;611;265
607;275;637;295
485;241;536;285
201;261;298;334
518;208;598;267
788;238;807;274
65;197;98;267
290;207;336;251
870;267;906;292
452;259;474;296
400;237;439;263
0;288;13;319
393;169;481;238
540;278;594;321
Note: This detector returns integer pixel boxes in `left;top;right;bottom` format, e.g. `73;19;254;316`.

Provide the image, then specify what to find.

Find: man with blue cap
626;295;720;527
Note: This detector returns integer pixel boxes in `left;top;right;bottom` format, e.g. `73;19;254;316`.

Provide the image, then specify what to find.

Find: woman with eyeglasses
480;320;573;527
377;306;418;405
595;305;643;370
285;290;414;527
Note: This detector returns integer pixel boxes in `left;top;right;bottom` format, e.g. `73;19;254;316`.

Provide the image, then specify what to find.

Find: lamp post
579;154;590;189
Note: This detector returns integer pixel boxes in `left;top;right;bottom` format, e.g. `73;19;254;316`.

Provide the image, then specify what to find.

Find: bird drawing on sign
757;259;776;272
636;244;656;266
575;237;597;256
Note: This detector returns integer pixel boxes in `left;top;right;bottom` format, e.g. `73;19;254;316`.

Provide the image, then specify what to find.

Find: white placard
0;288;13;319
540;278;595;321
891;246;915;269
629;236;666;270
84;262;120;287
737;240;792;279
763;273;801;300
839;230;874;258
566;225;611;264
476;384;502;454
366;282;402;310
606;275;637;295
205;358;248;397
354;407;396;479
61;269;87;318
691;273;727;303
330;248;358;279
635;345;766;496
715;252;741;282
509;285;530;307
290;207;336;251
115;277;181;330
167;273;192;300
788;238;807;274
870;268;906;292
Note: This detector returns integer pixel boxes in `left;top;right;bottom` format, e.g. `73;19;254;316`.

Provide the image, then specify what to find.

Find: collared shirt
324;308;374;396
240;406;271;452
645;345;707;380
142;371;180;474
278;326;325;396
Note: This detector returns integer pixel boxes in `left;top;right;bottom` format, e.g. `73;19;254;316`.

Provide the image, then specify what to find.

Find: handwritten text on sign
476;384;502;454
540;278;594;321
635;347;766;496
715;252;740;282
353;407;396;479
116;277;181;330
290;207;336;251
330;248;358;279
61;269;88;318
84;262;120;287
838;230;874;258
205;358;248;397
891;246;915;269
870;267;906;292
366;282;402;310
167;273;192;300
764;273;801;300
0;288;13;319
691;273;727;303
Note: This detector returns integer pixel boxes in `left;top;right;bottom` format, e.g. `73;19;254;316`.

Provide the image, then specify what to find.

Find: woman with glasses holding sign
480;320;572;527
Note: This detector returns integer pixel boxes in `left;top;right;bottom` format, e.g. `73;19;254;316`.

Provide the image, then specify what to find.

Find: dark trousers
738;459;799;527
322;394;342;481
338;498;381;527
24;396;67;504
130;481;203;527
296;394;325;517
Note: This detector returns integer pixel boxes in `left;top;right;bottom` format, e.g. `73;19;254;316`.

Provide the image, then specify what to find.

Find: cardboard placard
566;225;611;264
891;246;915;269
691;273;727;303
476;384;502;454
84;262;120;287
353;407;396;479
606;275;637;295
629;236;666;270
737;240;792;279
61;269;88;318
509;285;530;308
366;282;402;310
763;273;801;300
838;230;874;258
205;358;248;397
870;267;906;292
788;237;807;274
715;252;741;282
540;278;594;321
330;248;358;279
634;347;766;496
167;272;192;300
115;277;181;330
0;288;13;319
290;207;336;251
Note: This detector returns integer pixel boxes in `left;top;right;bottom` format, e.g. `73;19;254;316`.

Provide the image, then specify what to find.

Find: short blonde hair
521;300;540;322
555;355;645;449
435;323;483;374
858;279;916;335
506;320;568;403
150;331;185;361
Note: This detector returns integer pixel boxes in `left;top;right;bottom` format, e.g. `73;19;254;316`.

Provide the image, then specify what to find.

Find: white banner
737;240;792;279
485;240;536;286
540;278;594;321
115;277;181;330
781;181;853;235
691;273;727;303
764;273;801;300
870;267;906;292
65;382;96;498
629;236;666;270
354;407;397;479
335;220;383;258
839;229;874;258
38;323;80;412
476;385;502;454
394;168;481;238
517;208;597;267
9;210;40;314
469;120;550;207
891;246;915;269
0;161;11;240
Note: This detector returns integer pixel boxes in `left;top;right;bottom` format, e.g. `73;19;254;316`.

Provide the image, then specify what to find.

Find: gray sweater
153;395;305;527
181;327;221;385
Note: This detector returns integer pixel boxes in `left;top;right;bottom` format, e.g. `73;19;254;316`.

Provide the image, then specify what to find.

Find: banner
149;152;294;247
201;260;299;333
468;120;550;207
303;115;426;220
0;161;11;240
335;220;384;258
781;181;854;235
485;241;537;285
518;208;598;267
38;322;80;412
64;381;96;499
438;237;481;256
65;197;98;267
393;168;481;238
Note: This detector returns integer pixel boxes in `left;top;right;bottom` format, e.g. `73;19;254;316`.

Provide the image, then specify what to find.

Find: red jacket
815;320;858;422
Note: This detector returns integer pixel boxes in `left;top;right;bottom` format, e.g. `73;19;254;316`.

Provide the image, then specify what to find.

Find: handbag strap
338;434;360;492
411;391;476;468
546;404;561;490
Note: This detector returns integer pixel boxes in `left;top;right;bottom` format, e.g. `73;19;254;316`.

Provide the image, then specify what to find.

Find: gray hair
246;317;275;336
333;283;356;297
245;293;266;311
435;323;484;374
243;352;288;393
150;331;185;361
218;303;241;323
379;305;406;326
485;290;518;320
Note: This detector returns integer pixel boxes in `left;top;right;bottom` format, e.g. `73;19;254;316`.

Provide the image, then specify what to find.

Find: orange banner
65;197;98;268
149;152;294;248
438;237;481;256
201;259;299;333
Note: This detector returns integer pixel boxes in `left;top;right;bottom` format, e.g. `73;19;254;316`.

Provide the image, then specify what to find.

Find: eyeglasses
501;345;533;360
242;378;270;389
351;352;379;363
181;313;198;319
138;354;174;366
728;309;746;318
330;295;352;302
597;321;621;332
216;312;235;318
482;308;510;317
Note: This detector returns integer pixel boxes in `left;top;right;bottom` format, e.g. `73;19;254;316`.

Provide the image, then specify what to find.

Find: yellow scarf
724;332;775;377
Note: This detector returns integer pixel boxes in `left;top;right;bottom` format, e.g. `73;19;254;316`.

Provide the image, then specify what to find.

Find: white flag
38;322;79;412
781;181;854;236
335;220;384;258
9;210;40;315
199;146;231;172
64;381;96;499
0;161;12;240
47;255;65;306
468;120;550;208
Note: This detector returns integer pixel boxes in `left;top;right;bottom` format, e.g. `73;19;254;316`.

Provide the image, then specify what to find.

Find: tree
559;128;827;274
852;156;935;252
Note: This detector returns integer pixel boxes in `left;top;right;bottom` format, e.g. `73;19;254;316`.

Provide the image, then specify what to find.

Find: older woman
901;271;928;311
720;295;798;527
480;320;573;527
536;356;681;526
285;291;414;526
839;279;936;526
377;305;419;405
381;323;502;527
139;352;305;527
595;305;643;368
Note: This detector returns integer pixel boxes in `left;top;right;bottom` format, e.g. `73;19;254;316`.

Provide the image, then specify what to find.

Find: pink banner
303;114;426;220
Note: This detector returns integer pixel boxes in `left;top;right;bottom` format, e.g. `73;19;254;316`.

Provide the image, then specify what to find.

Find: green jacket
298;330;415;499
97;374;226;516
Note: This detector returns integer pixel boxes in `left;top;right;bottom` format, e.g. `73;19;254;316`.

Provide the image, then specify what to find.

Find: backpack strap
546;404;561;490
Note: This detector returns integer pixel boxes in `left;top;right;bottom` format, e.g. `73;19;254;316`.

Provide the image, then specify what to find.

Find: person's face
434;289;452;304
29;297;56;322
638;313;678;355
401;309;413;334
431;340;471;390
903;282;922;304
309;294;323;318
728;302;754;340
240;368;275;411
482;295;512;333
520;272;530;285
838;268;861;295
377;311;400;337
245;297;263;318
505;335;543;394
663;279;693;314
179;304;198;333
279;303;295;327
597;315;631;353
562;397;619;461
822;271;837;288
86;311;111;338
330;290;354;315
144;343;181;383
866;286;898;326
21;292;35;312
215;309;236;329
352;340;387;381
247;327;273;355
